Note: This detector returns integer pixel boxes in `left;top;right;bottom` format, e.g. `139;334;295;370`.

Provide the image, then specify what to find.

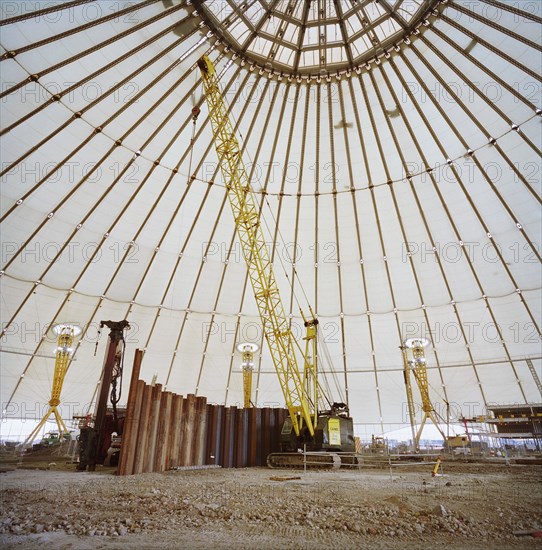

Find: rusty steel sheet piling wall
117;366;288;475
207;404;224;466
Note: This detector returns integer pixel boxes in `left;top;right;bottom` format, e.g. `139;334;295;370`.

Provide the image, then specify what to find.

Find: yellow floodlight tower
21;323;81;448
237;342;259;408
401;337;447;451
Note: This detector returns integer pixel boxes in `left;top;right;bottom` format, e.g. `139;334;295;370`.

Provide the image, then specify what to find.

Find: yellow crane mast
197;56;314;439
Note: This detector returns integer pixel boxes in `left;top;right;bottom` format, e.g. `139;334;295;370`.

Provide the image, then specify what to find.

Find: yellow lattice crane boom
198;56;314;438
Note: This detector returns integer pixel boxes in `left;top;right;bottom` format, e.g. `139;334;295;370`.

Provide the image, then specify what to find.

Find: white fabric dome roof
1;0;540;435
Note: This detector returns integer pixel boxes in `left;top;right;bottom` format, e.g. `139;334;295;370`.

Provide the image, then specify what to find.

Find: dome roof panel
1;0;540;434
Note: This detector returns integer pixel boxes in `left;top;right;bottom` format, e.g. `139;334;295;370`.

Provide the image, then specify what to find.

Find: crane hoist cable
231;118;348;406
316;325;345;404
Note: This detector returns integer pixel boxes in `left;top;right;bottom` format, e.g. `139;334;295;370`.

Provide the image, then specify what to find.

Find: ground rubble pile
1;469;540;542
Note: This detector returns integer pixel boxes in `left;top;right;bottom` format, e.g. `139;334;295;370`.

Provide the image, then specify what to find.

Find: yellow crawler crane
198;56;354;466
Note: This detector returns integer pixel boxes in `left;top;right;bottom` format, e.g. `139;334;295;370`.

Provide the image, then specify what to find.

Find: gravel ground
0;462;541;549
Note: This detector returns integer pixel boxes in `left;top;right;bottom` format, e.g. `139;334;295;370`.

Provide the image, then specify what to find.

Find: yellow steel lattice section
198;56;314;437
411;344;433;413
49;332;72;407
241;346;254;409
242;367;252;409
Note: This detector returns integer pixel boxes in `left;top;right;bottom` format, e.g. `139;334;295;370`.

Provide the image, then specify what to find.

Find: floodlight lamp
236;342;259;353
52;323;82;337
403;337;431;349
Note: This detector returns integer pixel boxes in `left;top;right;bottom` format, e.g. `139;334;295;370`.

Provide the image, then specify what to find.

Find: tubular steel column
155;391;172;472
248;407;257;466
209;404;224;466
118;379;144;475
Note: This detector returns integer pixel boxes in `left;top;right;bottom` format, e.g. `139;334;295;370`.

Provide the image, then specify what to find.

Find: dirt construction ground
0;462;541;549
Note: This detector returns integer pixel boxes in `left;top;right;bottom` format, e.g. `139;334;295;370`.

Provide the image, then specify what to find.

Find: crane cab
280;403;355;453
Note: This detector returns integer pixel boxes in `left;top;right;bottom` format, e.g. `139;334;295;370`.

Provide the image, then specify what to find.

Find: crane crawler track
267;452;361;470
